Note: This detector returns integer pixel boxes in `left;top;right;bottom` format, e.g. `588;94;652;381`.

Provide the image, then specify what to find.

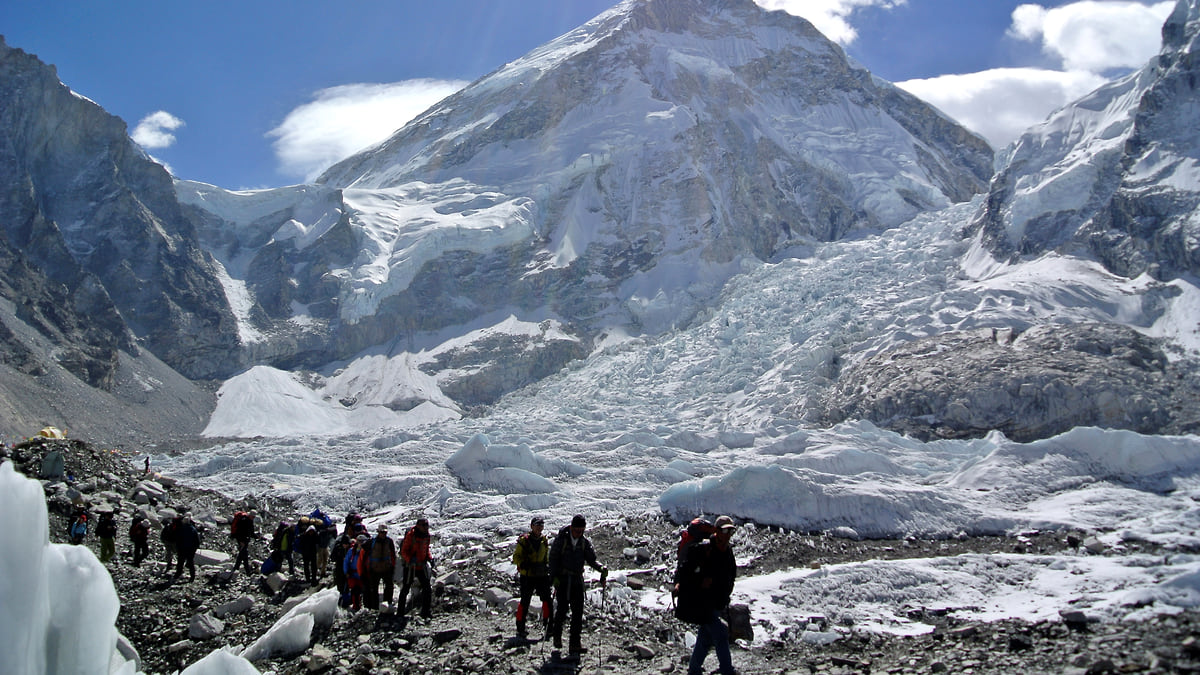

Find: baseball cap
714;515;736;531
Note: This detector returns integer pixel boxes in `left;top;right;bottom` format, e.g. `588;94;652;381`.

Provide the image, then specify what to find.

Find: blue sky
0;0;1176;190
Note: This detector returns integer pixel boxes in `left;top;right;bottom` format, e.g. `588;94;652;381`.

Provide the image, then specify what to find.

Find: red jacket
401;526;431;566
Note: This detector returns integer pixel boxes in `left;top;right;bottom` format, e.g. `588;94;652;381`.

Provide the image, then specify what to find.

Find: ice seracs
0;461;135;675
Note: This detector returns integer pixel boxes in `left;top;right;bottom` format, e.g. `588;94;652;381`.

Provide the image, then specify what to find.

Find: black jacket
97;515;117;539
175;522;202;556
548;526;604;579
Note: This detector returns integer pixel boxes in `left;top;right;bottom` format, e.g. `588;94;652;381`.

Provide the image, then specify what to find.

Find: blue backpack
343;547;361;579
261;551;282;575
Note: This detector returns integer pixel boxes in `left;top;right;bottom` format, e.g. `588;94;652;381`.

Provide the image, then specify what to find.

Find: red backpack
231;512;252;537
677;518;716;557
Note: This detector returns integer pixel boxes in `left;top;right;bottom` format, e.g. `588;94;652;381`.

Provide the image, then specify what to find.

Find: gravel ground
8;436;1200;674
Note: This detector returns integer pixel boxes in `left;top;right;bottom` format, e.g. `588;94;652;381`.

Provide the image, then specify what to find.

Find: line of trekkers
224;508;615;652
95;504;741;670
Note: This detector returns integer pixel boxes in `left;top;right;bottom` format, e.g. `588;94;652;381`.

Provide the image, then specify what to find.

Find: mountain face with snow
175;0;992;415
0;37;240;384
313;0;991;327
814;0;1200;443
1;0;1198;449
970;0;1200;281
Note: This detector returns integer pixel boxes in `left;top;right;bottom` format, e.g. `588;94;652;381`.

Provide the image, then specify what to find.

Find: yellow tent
36;426;65;439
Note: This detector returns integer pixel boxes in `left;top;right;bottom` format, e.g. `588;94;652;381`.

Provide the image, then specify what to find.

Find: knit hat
571;514;586;528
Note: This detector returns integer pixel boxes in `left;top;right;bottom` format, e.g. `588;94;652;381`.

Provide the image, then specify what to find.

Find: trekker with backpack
311;509;335;578
129;516;150;566
173;513;202;582
161;513;180;573
344;534;369;610
331;532;352;605
397;517;434;619
513;516;553;638
271;521;296;575
342;512;364;538
548;514;608;656
230;510;257;574
97;511;117;562
68;511;88;545
298;524;321;585
674;515;738;675
366;524;397;610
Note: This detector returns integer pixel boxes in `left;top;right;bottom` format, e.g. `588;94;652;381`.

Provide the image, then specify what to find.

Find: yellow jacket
513;532;549;577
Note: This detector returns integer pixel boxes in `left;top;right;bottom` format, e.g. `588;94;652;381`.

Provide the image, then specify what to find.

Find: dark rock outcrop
820;323;1200;441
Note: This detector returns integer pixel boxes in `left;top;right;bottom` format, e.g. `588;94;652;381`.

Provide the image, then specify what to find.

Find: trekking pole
597;569;608;668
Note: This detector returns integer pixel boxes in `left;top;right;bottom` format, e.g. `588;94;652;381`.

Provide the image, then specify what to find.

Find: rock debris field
7;436;1200;675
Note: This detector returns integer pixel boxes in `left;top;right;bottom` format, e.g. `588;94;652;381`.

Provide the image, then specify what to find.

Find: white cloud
753;0;905;45
131;110;185;150
897;68;1107;150
1010;1;1175;73
268;79;468;182
898;1;1173;150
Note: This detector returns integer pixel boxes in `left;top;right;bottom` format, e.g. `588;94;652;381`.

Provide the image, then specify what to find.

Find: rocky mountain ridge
969;0;1200;281
0;37;240;382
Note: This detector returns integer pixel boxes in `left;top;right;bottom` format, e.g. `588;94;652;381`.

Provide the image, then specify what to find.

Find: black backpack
161;519;178;543
97;513;117;538
673;538;712;624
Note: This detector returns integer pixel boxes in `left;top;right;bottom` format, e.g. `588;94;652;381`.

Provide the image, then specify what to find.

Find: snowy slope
176;0;993;425
160;199;1200;641
970;0;1200;280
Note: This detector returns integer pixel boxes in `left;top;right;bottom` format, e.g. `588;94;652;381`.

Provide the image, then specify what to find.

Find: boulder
188;613;225;640
39;450;65;479
194;549;231;567
265;572;288;593
307;645;334;672
214;595;255;618
483;588;512;607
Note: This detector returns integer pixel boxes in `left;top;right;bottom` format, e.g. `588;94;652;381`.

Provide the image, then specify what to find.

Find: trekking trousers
233;538;253;572
99;537;116;563
398;563;431;617
516;574;553;632
688;609;735;675
368;566;395;609
552;574;586;646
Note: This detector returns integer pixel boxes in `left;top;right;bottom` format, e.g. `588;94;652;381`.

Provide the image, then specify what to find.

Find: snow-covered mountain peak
969;0;1200;282
162;0;997;422
1162;0;1200;50
318;0;990;226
